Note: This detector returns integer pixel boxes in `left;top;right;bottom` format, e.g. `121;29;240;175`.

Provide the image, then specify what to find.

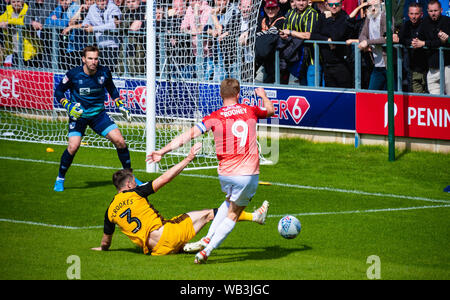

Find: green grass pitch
0;138;449;280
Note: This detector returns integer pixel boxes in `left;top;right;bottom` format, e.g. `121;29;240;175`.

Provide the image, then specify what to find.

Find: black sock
117;146;131;169
58;149;75;179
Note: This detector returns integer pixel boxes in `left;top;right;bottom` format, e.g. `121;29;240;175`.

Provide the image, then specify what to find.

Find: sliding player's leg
186;209;216;234
151;210;214;256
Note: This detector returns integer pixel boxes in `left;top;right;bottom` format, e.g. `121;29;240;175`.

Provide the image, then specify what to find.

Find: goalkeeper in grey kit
53;45;139;192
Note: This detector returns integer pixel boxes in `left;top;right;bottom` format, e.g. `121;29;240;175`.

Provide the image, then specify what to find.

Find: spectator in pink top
180;0;212;56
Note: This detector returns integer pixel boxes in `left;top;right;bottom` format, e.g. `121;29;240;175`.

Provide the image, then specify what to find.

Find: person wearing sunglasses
310;0;353;88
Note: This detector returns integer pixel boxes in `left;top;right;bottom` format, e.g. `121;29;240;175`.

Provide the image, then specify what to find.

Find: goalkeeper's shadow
65;180;112;190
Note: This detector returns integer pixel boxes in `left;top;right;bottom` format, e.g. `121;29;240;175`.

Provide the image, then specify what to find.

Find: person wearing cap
255;0;286;83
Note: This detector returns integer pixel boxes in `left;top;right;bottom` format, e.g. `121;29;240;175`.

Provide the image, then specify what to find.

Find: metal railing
272;39;450;97
3;26;450;96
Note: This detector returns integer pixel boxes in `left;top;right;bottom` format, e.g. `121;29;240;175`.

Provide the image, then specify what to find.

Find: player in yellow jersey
92;143;269;256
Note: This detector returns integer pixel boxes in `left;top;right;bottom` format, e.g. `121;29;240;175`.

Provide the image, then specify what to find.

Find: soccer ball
278;215;301;239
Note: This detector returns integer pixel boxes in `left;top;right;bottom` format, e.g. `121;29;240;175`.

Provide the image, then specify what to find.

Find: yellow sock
238;211;253;222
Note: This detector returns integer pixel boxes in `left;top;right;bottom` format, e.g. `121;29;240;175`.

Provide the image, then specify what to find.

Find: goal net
0;0;260;172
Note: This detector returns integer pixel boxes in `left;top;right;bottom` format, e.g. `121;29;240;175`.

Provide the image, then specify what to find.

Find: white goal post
145;0;262;172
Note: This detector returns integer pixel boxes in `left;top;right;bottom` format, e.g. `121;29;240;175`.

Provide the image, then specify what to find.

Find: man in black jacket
412;0;450;94
310;0;352;88
255;0;286;83
399;2;428;93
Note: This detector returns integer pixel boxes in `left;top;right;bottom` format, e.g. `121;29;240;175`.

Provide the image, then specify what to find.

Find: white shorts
218;174;259;207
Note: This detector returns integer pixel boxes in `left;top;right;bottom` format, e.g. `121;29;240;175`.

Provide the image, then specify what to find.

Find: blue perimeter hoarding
54;75;355;132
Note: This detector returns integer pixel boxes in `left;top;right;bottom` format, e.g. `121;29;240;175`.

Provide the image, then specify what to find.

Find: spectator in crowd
45;0;80;70
180;0;212;45
0;0;41;67
255;0;286;83
399;2;428;93
277;0;301;84
0;0;9;63
345;0;373;89
60;0;95;67
238;0;254;82
311;0;353;88
277;0;292;15
404;0;429;19
180;0;212;79
1;0;11;13
117;0;146;76
413;0;450;94
163;0;194;79
279;0;320;86
205;0;241;81
119;0;145;34
67;0;95;26
392;0;406;29
24;0;58;68
113;0;125;13
45;0;77;28
311;0;328;14
358;0;393;91
82;0;121;72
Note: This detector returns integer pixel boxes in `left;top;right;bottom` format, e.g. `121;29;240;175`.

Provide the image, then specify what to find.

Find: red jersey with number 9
196;103;268;176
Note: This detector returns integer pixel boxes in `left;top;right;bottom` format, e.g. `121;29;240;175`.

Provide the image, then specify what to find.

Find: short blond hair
220;78;240;99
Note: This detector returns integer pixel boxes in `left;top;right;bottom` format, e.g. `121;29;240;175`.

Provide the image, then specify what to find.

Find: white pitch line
269;204;450;218
181;174;450;204
0;156;120;170
0;218;102;230
267;182;450;204
1;156;449;205
1;204;450;230
1;156;449;229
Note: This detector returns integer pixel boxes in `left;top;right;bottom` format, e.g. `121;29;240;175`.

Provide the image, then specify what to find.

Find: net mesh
0;0;260;171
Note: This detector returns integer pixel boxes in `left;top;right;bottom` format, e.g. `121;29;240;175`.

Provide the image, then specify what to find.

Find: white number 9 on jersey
231;120;249;147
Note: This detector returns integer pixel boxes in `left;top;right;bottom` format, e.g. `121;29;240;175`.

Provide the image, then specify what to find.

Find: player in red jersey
146;78;274;263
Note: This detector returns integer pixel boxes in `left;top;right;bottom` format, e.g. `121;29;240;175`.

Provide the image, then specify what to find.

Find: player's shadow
66;180;112;190
108;247;143;254
207;244;312;264
105;245;311;260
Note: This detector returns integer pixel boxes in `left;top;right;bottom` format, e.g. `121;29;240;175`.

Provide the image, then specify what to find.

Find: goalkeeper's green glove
115;98;131;122
61;98;83;120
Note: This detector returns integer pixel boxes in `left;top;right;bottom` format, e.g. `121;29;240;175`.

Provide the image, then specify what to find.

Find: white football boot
183;237;210;253
253;200;270;225
194;250;208;264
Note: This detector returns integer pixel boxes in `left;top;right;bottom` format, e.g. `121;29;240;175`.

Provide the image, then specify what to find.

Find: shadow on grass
108;247;143;254
65;180;112;190
205;244;312;264
104;244;311;262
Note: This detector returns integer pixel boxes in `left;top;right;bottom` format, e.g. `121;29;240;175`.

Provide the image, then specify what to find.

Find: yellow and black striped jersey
103;181;164;254
282;6;318;33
